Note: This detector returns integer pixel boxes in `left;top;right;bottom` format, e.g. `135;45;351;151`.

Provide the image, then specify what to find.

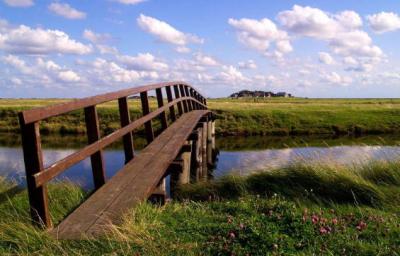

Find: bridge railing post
156;88;168;131
190;89;198;110
179;84;189;113
18;117;52;228
140;91;155;143
165;86;176;121
184;86;193;111
118;97;135;163
194;91;200;109
84;105;106;189
173;85;183;116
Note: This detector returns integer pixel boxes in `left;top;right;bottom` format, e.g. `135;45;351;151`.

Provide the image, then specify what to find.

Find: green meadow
1;98;400;135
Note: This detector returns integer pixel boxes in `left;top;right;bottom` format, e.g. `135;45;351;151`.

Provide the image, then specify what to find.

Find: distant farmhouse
229;90;293;98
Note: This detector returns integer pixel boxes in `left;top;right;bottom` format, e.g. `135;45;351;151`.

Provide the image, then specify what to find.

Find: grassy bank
1;161;399;255
2;98;400;136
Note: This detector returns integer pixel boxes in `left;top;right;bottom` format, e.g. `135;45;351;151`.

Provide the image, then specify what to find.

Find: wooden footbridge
18;82;215;239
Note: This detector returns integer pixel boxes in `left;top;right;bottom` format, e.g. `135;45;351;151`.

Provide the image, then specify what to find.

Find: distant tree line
229;90;293;98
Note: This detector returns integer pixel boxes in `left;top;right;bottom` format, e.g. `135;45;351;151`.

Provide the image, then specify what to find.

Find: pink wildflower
356;221;367;231
319;227;328;234
312;214;319;225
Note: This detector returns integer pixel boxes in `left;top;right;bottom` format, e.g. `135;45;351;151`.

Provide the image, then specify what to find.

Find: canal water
1;133;400;190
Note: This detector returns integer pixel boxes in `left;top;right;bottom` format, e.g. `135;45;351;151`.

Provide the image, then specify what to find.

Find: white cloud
0;22;92;55
10;77;22;85
58;70;80;82
48;2;86;20
343;56;358;66
278;5;362;38
238;60;257;69
367;12;400;33
3;55;81;84
175;46;190;53
321;71;352;85
278;5;383;71
117;53;169;71
3;0;33;7
113;0;146;5
194;52;219;66
96;44;118;55
318;52;334;65
218;65;249;84
137;14;203;47
83;29;112;44
88;58;159;83
2;54;32;74
228;17;292;57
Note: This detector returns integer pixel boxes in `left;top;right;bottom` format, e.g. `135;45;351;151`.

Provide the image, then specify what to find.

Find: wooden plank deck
50;110;210;239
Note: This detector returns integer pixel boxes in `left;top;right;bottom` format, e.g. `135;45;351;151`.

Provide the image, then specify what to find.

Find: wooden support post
211;119;216;151
140;91;154;143
165;86;176;121
179;84;189;113
18;118;51;228
189;130;200;182
148;178;166;205
156;88;168;131
201;121;208;180
118;97;134;163
169;142;192;198
179;141;192;185
207;119;213;166
84;106;106;190
173;85;183;116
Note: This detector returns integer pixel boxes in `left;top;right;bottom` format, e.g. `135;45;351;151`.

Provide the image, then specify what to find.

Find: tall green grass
0;160;400;255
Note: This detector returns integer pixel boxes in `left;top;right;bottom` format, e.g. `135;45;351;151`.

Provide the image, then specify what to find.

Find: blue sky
1;0;400;98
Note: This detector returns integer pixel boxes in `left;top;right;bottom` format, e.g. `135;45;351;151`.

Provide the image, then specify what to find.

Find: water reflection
1;133;400;190
214;145;400;177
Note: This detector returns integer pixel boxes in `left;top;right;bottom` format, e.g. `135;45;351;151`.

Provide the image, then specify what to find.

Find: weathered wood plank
50;110;210;239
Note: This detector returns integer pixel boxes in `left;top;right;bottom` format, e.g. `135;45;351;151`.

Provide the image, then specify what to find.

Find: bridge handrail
19;81;205;124
18;81;208;228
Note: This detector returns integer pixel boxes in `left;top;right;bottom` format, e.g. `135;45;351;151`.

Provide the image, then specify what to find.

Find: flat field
1;98;400;135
